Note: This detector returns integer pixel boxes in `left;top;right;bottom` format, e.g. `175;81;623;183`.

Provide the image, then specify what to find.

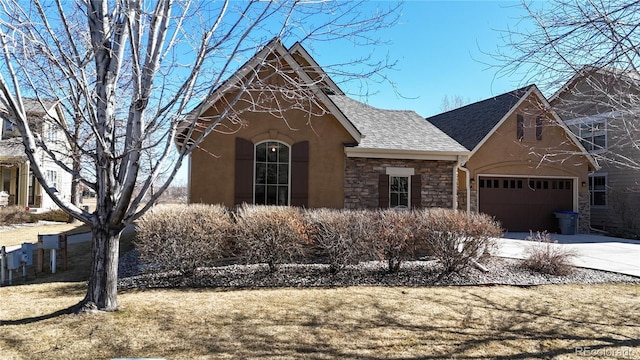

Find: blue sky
310;0;533;117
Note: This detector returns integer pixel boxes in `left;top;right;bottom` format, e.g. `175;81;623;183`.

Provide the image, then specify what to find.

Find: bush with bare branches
0;206;33;226
305;209;375;273
522;231;577;276
235;205;310;272
377;210;419;273
419;209;502;273
135;204;235;276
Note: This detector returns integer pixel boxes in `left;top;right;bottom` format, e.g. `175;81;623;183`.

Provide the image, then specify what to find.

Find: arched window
254;141;290;205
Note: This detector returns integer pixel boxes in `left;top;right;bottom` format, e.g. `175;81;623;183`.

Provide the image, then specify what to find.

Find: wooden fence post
61;234;68;271
1;246;5;286
37;235;44;273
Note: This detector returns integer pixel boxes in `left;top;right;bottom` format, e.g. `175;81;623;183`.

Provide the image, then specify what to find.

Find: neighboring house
0;99;72;211
179;39;595;233
551;67;640;236
427;85;596;233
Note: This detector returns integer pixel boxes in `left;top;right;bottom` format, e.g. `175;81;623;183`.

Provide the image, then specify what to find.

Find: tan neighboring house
551;67;640;237
0;99;72;211
429;85;596;232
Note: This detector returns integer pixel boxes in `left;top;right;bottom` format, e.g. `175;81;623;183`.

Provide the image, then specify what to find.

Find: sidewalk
496;232;640;277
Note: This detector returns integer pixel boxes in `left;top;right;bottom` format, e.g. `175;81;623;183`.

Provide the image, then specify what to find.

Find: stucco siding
466;94;591;197
189;95;355;208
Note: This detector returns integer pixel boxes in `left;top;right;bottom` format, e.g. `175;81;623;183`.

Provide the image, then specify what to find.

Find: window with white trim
386;167;414;209
46;169;59;191
254;141;290;205
390;176;409;208
45;122;58;142
589;174;607;207
579;120;606;152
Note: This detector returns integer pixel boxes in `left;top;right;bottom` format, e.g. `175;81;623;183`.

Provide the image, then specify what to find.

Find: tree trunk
81;225;122;312
70;145;82;207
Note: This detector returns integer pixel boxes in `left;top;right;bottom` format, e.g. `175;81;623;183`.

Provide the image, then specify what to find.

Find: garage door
478;177;574;232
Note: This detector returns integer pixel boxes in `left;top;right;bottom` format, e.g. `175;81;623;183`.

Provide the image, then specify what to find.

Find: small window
45;122;58;142
46;170;59;191
389;176;409;208
580;120;606;152
589;175;606;207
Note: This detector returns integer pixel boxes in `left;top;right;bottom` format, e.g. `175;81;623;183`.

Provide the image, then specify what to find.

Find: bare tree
0;0;398;312
440;94;469;112
494;0;640;169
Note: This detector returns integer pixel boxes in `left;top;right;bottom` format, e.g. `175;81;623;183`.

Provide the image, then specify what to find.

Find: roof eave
345;147;469;161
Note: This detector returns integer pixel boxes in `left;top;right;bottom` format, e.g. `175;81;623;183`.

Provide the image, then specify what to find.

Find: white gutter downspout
456;155;471;214
187;154;192;204
452;161;458;210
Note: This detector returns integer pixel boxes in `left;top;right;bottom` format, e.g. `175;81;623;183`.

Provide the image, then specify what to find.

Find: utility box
42;235;60;250
6;243;33;270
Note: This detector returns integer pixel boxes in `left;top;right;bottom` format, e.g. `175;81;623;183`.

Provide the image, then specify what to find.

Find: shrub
305;208;374;273
135;204;235;275
31;209;73;223
522;231;577;276
235;205;310;272
418;209;502;273
377;209;418;273
0;206;34;226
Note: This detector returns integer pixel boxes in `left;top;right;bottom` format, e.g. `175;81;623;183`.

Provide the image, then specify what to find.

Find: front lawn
0;283;638;359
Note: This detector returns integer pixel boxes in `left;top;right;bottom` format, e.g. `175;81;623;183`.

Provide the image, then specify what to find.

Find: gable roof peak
427;85;536;151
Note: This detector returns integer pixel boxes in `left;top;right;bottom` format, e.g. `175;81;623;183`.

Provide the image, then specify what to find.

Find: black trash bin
554;211;578;235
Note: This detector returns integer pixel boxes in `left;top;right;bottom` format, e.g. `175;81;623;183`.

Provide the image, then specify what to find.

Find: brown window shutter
378;174;389;208
536;116;543;140
291;141;309;207
234;137;254;205
411;174;422;208
517;114;524;140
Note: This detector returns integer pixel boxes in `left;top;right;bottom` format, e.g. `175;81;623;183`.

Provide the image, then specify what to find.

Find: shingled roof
0;137;26;160
427;85;534;151
329;95;467;154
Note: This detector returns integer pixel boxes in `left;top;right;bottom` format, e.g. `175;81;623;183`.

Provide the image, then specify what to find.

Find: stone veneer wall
456;189;478;212
457;190;467;211
578;192;591;234
344;157;456;209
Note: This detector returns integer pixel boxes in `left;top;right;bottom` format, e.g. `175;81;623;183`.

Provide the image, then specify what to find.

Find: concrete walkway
496;232;640;277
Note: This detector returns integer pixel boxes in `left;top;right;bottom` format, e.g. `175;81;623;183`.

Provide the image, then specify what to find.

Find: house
550;67;640;236
429;85;596;232
0;99;72;211
181;39;468;211
180;39;595;233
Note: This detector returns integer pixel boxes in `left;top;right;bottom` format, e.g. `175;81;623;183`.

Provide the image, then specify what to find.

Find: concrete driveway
496;232;640;277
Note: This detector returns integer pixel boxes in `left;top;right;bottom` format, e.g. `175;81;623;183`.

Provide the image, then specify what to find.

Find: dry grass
1;220;639;359
0;283;638;359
